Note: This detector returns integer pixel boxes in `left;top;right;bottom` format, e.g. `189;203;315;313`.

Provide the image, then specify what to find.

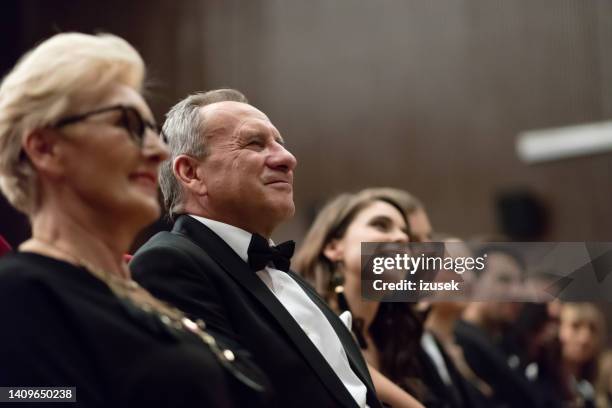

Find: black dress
0;252;268;408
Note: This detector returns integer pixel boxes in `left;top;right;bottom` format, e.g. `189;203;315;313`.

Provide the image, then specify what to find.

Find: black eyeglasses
53;105;162;147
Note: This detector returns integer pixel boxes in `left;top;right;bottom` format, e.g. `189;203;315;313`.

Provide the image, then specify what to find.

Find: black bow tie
247;234;295;272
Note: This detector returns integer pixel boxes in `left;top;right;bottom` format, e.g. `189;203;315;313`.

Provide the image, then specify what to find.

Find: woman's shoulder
0;251;102;286
0;252;57;293
1;251;73;275
0;251;110;314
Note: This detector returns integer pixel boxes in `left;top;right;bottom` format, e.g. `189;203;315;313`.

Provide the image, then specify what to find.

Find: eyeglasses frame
53;104;161;147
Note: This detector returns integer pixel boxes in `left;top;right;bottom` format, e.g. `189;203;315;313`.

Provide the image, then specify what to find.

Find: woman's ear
173;155;207;195
323;239;344;262
22;128;64;177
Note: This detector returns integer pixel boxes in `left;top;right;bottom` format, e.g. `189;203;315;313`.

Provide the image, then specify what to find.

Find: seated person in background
498;302;562;408
0;33;266;406
362;187;433;244
130;89;382;408
361;188;485;408
295;187;454;407
558;302;606;408
455;245;542;407
423;236;491;408
372;190;486;408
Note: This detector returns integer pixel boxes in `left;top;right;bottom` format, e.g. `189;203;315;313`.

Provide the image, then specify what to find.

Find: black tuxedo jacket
131;215;381;408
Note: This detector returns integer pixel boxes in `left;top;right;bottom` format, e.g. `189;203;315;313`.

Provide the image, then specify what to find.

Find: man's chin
271;200;295;221
279;202;296;220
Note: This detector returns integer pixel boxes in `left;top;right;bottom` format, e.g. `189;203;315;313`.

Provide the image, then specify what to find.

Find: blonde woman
0;33;266;406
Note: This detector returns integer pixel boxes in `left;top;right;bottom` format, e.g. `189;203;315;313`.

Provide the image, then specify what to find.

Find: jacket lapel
290;272;381;408
289;272;374;385
174;216;360;408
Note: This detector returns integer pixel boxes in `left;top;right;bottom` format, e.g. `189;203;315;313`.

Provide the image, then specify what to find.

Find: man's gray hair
159;88;248;219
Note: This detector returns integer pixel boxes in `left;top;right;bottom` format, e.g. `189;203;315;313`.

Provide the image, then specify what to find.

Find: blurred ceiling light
516;121;612;163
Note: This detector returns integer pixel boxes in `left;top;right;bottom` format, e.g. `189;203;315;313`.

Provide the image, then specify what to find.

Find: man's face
197;102;297;235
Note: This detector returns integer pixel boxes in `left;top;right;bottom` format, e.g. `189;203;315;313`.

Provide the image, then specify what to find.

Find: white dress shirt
190;215;368;407
421;332;452;385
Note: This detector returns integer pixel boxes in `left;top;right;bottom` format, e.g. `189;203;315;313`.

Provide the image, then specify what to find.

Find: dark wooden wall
2;0;612;246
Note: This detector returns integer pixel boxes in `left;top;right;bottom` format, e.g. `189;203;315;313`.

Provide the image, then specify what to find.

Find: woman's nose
143;130;170;163
391;229;409;243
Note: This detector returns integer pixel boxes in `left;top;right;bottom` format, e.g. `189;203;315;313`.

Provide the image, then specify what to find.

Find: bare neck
343;274;380;333
21;201;132;279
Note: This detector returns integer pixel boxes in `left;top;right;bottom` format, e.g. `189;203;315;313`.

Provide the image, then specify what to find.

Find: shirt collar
188;215;274;263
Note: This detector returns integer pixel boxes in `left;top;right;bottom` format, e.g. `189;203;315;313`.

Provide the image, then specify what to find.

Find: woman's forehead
562;306;600;323
357;200;405;221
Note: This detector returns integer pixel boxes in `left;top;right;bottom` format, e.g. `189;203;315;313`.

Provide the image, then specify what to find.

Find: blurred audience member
424;238;491;407
455;245;541;407
501;302;563;408
360;187;432;243
558;302;606;408
0;33;265;406
295;188;456;407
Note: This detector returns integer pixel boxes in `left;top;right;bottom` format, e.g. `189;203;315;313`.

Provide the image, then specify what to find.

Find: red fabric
0;235;12;257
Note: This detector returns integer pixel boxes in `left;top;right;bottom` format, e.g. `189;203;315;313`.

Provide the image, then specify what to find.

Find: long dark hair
293;187;430;399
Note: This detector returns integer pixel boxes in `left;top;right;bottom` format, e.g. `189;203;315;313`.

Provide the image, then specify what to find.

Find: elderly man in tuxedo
131;89;381;408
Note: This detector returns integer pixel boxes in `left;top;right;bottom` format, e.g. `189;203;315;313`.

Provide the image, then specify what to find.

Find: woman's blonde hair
0;32;145;215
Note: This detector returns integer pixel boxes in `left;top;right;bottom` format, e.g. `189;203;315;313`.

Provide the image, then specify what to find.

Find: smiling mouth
129;173;158;191
265;181;293;190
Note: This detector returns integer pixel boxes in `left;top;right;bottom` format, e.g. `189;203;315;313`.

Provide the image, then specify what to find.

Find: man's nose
268;143;297;172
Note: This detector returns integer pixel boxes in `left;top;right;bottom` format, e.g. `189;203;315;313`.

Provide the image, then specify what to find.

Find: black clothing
246;233;294;272
338;290;480;408
0;252;266;408
418;333;485;408
131;215;381;408
454;319;542;408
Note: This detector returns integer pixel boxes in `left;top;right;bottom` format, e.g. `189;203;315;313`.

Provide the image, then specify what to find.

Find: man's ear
323;239;344;262
22;128;64;177
173;155;207;195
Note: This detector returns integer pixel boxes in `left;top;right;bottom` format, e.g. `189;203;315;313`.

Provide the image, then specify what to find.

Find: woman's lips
129;172;158;192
